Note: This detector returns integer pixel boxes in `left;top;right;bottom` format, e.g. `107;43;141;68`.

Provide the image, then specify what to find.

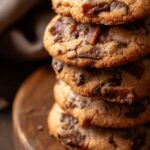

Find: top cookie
44;15;150;68
52;0;150;25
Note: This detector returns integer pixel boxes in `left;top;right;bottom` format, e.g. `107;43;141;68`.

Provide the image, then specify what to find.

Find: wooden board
13;66;66;150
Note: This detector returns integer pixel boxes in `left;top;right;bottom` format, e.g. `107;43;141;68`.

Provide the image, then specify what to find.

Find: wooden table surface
0;58;49;150
13;66;66;150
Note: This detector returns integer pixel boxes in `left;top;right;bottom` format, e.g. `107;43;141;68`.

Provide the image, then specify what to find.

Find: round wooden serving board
13;66;66;150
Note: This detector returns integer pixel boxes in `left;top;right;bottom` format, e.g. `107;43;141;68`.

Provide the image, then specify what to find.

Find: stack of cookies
44;0;150;149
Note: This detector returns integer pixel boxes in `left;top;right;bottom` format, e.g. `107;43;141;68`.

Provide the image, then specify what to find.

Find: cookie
52;0;150;25
48;103;150;150
52;58;150;104
44;15;150;68
54;81;150;128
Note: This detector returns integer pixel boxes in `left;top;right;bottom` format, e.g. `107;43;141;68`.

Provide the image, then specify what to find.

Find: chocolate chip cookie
44;15;150;68
48;103;150;150
54;81;150;128
52;58;150;104
52;0;150;25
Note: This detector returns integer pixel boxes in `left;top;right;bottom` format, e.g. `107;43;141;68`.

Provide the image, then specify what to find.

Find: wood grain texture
13;66;66;150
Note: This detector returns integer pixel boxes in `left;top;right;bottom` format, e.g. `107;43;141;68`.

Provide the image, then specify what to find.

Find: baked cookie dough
48;103;150;150
54;81;150;128
52;58;150;103
44;15;150;68
52;0;150;25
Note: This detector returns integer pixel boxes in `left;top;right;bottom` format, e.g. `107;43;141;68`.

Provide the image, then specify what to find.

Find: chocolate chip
49;19;64;42
83;1;128;16
78;47;104;59
93;85;102;96
102;76;121;87
52;59;63;73
110;1;128;15
108;135;117;148
49;17;77;42
69;94;77;108
80;100;88;109
61;113;68;122
69;94;88;109
124;102;146;118
82;3;109;16
61;113;78;130
93;71;121;96
86;26;100;45
58;131;85;148
75;72;85;86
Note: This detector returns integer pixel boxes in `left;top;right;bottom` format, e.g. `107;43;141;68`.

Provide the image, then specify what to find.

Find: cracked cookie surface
52;58;150;104
44;15;150;68
48;103;150;150
52;0;150;25
54;81;150;128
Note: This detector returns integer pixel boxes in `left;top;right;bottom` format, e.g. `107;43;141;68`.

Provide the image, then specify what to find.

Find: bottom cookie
48;103;150;150
54;81;150;128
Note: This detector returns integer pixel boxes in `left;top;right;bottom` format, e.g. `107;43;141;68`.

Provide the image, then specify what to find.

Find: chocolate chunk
69;94;88;109
61;113;69;122
86;26;100;45
70;24;77;33
75;72;85;86
93;84;102;96
102;75;121;87
82;1;128;16
49;17;77;42
82;3;92;15
108;135;117;148
61;114;78;124
93;71;121;96
79;100;88;109
61;113;78;130
124;102;146;118
94;82;135;103
69;94;78;108
52;60;63;73
49;19;64;42
78;47;104;59
110;1;128;14
58;131;85;148
82;3;109;16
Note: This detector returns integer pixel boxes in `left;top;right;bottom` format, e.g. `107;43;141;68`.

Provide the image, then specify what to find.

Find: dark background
0;57;50;150
0;0;52;149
